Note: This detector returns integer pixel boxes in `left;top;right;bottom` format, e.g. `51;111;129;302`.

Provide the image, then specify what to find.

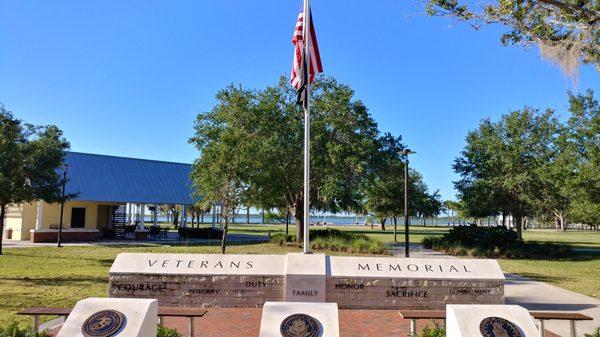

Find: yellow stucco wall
4;205;24;240
5;201;125;240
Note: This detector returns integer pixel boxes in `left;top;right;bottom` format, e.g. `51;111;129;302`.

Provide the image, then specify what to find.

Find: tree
563;90;600;228
454;108;561;239
364;133;435;231
365;133;406;230
421;190;443;225
426;0;600;77
247;76;379;244
0;105;70;254
190;85;259;253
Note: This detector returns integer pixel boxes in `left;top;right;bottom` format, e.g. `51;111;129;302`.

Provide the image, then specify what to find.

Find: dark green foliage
422;225;570;258
270;233;295;246
0;105;70;254
157;326;183;337
190;76;384;244
270;228;387;254
0;322;48;337
177;227;223;239
453;90;600;231
420;323;445;337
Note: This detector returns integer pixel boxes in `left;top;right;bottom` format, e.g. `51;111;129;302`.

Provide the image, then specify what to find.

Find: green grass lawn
231;224;600;248
228;223;450;244
0;244;296;326
498;255;600;298
521;229;600;248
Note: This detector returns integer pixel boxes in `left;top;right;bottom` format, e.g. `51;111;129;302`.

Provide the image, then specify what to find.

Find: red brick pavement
162;308;437;337
48;308;560;337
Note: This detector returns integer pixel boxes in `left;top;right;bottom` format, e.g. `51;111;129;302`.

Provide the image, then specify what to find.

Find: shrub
178;227;223;239
270;233;295;245
585;327;600;337
309;228;387;254
0;322;48;337
157;326;183;337
270;228;387;254
422;224;569;259
420;323;445;337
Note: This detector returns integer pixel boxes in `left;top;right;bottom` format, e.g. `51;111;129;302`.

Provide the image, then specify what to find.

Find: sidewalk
3;233;269;248
505;273;600;337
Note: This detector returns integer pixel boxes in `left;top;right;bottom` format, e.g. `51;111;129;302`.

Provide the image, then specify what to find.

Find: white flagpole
302;0;311;254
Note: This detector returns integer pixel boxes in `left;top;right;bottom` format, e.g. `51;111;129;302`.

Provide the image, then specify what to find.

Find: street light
57;164;68;248
400;149;416;257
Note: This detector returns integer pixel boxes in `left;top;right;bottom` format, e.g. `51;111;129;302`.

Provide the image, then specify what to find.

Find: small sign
479;317;523;337
280;314;320;337
81;310;126;337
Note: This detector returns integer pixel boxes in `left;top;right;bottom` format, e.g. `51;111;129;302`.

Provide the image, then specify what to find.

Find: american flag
290;6;323;107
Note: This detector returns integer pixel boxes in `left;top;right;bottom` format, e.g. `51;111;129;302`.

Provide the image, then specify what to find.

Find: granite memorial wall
109;253;505;309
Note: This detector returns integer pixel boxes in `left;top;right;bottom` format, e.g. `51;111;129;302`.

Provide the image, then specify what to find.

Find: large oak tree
190;76;380;244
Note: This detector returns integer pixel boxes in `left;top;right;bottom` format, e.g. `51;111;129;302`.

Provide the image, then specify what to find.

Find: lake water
141;214;477;227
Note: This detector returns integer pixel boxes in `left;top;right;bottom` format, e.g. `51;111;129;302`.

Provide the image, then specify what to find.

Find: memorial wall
109;253;505;309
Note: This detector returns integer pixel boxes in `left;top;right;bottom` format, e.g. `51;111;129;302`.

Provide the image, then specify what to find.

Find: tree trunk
285;208;290;236
557;213;566;232
201;211;204;224
247;206;250;224
293;198;304;244
173;210;179;228
0;204;5;255
221;219;229;254
380;217;386;231
514;214;523;240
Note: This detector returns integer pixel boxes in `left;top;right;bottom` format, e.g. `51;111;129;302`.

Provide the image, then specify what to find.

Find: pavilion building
4;152;196;242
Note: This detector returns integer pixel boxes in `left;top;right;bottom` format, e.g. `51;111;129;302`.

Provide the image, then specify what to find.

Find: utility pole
57;164;68;248
400;149;416;257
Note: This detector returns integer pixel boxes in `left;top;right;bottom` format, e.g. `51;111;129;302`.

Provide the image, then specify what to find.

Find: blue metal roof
64;152;196;205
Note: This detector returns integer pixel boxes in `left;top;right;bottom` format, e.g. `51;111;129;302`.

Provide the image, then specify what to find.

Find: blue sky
1;0;598;201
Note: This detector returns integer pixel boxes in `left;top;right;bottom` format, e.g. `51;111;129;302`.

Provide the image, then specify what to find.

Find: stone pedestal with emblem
446;304;541;337
259;301;339;337
56;297;157;337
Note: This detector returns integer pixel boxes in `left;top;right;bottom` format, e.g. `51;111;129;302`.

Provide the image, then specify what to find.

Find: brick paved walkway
161;308;419;337
158;308;560;337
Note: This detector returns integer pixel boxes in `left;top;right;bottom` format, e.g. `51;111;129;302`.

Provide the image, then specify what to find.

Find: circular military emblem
81;310;126;337
479;316;523;337
280;313;320;337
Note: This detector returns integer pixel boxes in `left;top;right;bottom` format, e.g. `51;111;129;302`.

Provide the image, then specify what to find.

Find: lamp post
400;149;416;257
57;164;68;248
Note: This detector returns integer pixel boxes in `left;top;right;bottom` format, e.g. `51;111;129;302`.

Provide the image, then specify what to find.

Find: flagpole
302;0;311;254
